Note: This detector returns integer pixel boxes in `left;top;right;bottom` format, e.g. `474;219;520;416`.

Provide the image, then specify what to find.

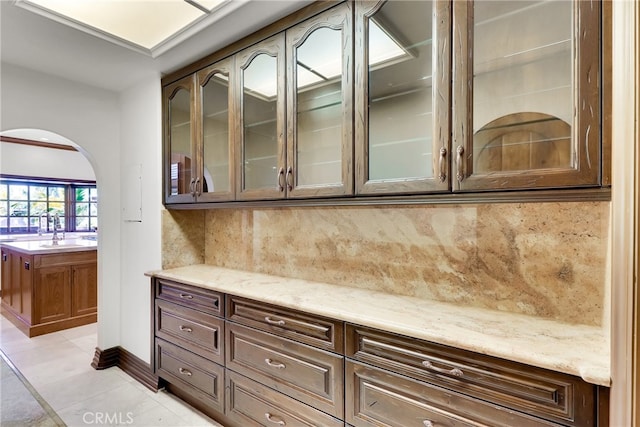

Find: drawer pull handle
178;368;192;376
265;413;286;425
423;421;434;427
264;316;286;326
179;293;193;299
264;358;286;369
422;360;464;377
179;325;192;333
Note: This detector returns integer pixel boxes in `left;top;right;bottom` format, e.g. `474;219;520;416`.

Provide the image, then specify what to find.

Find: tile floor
0;313;223;426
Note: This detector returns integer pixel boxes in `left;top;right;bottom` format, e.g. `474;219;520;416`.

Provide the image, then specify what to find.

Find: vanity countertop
147;264;610;387
0;238;97;255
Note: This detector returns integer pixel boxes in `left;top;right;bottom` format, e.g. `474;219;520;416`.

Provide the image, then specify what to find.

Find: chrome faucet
52;213;61;245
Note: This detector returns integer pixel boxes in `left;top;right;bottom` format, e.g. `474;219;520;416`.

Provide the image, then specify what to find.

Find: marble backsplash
162;201;610;326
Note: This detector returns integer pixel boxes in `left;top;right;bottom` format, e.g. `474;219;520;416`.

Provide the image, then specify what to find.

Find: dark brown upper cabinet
452;0;601;191
163;75;197;204
196;57;236;202
161;0;607;206
355;0;451;195
286;2;354;199
236;34;286;201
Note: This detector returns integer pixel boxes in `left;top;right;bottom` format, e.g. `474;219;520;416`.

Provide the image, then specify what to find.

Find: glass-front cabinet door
452;0;601;191
285;3;353;198
235;35;286;201
163;75;197;204
196;57;236;202
355;0;451;195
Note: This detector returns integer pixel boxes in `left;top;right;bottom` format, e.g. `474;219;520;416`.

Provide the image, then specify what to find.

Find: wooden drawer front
346;361;560;427
226;323;344;418
156;299;223;363
34;250;96;268
346;324;595;427
226;296;343;353
155;338;224;413
156;279;222;316
226;370;343;427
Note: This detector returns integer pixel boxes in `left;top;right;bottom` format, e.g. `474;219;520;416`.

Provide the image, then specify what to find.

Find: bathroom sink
39;243;85;249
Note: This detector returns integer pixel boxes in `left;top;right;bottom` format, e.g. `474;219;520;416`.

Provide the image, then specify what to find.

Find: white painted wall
118;77;163;363
0;63;122;351
0;142;96;180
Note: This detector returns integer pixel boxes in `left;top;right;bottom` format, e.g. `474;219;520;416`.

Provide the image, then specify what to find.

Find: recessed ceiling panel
15;0;226;55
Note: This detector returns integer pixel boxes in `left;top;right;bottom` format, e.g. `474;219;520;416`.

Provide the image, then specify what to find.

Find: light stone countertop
147;264;611;387
0;238;97;255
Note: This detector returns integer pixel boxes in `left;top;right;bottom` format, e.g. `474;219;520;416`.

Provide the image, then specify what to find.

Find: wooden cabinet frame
452;0;602;191
162;0;610;207
354;0;451;195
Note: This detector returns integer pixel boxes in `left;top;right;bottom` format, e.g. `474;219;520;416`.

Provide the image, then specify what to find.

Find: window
0;178;98;234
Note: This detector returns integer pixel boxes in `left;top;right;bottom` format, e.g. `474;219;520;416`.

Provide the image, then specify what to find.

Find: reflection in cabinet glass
454;0;601;190
198;58;235;202
164;75;196;204
355;0;450;195
237;35;286;200
170;90;193;195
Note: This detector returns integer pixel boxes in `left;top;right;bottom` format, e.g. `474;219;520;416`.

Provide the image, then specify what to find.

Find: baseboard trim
91;346;160;392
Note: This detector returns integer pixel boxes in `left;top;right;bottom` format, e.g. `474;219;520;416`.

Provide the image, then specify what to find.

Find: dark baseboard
91;346;161;392
91;346;119;370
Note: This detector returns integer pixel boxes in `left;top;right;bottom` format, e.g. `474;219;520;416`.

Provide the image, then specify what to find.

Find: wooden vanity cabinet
225;295;346;423
151;278;607;426
346;324;604;427
0;247;96;337
153;279;225;414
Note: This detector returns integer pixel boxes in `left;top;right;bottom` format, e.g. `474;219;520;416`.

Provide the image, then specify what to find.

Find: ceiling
0;0;310;93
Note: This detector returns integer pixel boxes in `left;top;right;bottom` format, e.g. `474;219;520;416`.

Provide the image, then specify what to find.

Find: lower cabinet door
155;338;224;413
226;370;343;427
346;361;561;427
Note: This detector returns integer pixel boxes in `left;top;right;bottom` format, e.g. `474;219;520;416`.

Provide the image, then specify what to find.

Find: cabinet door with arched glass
453;0;601;191
285;2;353;198
196;57;236;202
163;75;197;204
236;35;286;201
355;0;451;195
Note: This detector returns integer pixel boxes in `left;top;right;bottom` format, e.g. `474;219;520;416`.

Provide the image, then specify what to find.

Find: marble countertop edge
147;264;611;387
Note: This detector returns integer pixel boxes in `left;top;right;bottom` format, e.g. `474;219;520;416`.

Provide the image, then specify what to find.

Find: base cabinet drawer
346;361;561;427
156;279;222;316
226;296;344;352
226;370;343;427
226;322;344;418
155;338;224;413
346;324;596;427
155;299;224;363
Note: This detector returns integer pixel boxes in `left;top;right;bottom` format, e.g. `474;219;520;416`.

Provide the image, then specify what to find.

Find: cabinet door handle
438;147;447;182
277;167;285;192
179;325;192;333
194;177;201;197
264;316;285;326
264;413;286;425
179;293;193;299
422;360;464;377
264;358;286;369
24;261;30;270
188;178;196;196
178;367;192;376
456;145;465;182
423;421;434;427
2;254;6;262
285;166;293;191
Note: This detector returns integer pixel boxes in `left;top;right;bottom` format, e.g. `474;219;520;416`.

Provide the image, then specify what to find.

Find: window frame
0;175;97;235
